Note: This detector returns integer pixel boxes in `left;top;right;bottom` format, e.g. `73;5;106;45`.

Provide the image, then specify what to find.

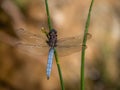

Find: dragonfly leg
46;40;50;46
54;41;57;47
47;34;50;39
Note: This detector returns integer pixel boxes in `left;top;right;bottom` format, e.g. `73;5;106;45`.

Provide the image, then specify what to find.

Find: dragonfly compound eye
50;29;57;34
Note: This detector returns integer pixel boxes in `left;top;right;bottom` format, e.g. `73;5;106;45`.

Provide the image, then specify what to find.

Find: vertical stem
54;49;65;90
80;0;94;90
45;0;52;30
44;0;65;90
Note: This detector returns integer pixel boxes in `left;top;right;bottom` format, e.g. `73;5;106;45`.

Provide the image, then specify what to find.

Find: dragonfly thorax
47;29;57;48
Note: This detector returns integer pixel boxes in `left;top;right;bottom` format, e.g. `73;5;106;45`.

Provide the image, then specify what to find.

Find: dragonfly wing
15;41;49;56
46;48;54;79
56;44;82;56
56;34;91;56
16;28;47;44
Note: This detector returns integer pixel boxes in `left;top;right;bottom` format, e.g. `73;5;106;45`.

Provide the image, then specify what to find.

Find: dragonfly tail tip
47;77;49;80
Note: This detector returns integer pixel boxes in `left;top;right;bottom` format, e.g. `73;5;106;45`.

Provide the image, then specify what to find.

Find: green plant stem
80;0;94;90
54;49;65;90
45;0;65;90
45;0;52;30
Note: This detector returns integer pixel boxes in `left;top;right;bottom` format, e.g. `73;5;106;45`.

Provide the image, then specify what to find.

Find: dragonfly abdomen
46;48;54;79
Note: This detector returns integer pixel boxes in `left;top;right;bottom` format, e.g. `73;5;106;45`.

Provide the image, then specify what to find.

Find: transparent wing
56;33;91;56
16;28;47;44
15;36;82;56
15;41;49;55
56;35;83;56
15;28;50;55
15;28;91;56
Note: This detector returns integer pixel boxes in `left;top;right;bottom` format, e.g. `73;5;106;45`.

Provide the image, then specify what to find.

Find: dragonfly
16;28;91;79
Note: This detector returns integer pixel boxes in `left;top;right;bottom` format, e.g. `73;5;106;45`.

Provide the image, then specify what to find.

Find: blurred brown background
0;0;120;90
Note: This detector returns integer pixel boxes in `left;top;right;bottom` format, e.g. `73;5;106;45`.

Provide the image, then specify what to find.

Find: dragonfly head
50;29;57;34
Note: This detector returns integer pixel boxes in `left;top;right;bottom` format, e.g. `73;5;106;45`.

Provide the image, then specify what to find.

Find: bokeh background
0;0;120;90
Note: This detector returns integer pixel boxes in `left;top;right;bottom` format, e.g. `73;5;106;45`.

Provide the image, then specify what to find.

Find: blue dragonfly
16;28;91;79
